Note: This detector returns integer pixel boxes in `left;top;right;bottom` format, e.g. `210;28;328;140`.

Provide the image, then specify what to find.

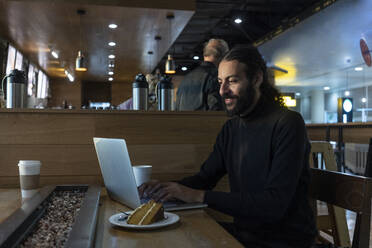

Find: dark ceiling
158;0;338;75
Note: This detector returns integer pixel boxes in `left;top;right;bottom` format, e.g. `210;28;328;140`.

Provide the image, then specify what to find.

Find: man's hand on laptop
138;181;205;203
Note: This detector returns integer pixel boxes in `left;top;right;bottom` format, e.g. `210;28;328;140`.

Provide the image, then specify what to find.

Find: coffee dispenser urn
132;73;148;110
1;69;27;108
157;76;174;111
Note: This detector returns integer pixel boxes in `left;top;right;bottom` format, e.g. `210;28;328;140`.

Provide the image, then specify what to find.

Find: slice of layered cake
127;200;164;225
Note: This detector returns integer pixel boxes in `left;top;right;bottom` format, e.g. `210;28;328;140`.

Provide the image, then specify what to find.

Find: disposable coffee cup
18;160;41;198
132;165;152;186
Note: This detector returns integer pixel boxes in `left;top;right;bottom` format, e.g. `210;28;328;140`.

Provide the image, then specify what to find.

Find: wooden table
0;188;243;248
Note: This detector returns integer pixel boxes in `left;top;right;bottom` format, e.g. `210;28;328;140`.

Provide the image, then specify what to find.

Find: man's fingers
146;183;163;196
153;190;171;202
138;184;149;197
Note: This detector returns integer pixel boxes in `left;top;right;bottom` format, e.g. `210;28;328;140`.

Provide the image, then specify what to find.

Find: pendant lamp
165;13;176;74
165;54;176;74
76;9;87;72
76;50;87;71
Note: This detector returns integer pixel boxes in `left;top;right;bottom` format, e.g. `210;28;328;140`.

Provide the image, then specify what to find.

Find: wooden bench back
309;168;372;248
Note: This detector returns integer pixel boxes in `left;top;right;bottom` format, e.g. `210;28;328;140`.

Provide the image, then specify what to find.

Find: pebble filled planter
0;185;101;248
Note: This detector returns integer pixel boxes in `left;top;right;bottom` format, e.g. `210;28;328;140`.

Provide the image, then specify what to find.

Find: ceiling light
355;67;363;71
108;63;114;68
323;86;330;91
75;50;87;71
108;42;116;47
344;90;350;96
193;55;199;60
108;71;114;75
181;66;187;71
108;54;115;59
108;77;114;81
234;18;242;24
295;92;301;96
108;23;118;29
51;50;59;59
165;54;176;74
362;97;367;103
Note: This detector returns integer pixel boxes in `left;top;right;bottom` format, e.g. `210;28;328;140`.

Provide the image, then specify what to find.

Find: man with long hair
140;45;317;247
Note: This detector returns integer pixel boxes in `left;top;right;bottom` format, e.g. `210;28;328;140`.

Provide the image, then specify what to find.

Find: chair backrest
309;168;372;248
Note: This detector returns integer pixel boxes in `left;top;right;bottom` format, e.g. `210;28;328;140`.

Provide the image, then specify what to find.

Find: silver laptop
93;137;207;211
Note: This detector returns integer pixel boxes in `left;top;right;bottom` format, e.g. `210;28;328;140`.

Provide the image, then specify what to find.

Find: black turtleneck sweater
179;99;317;247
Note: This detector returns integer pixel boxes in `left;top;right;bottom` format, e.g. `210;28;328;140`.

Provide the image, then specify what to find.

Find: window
36;71;49;99
41;73;48;99
37;71;43;98
27;64;34;96
6;45;16;75
15;51;23;70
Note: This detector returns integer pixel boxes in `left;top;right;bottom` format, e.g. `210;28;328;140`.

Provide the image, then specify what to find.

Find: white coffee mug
132;165;152;186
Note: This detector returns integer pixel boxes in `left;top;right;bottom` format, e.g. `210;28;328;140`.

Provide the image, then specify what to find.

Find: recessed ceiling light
355;67;363;71
344;90;350;96
108;71;114;75
108;54;115;59
108;77;114;81
295;92;301;96
181;66;187;71
108;23;118;29
234;18;242;24
193;55;199;60
323;86;330;91
362;97;367;103
108;42;116;47
51;50;59;59
108;64;114;68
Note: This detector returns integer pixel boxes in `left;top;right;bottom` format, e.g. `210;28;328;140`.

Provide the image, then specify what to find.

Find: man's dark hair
222;45;284;107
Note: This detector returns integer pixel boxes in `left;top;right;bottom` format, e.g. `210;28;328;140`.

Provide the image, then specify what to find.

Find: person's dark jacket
179;98;317;247
175;61;222;111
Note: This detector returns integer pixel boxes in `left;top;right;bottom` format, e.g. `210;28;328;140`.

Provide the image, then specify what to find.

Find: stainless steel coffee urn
132;73;148;110
157;76;174;111
1;69;27;108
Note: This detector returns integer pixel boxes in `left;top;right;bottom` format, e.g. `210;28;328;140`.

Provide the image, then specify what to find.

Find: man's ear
253;70;264;89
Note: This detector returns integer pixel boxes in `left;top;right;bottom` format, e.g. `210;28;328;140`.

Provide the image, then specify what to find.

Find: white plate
109;211;180;230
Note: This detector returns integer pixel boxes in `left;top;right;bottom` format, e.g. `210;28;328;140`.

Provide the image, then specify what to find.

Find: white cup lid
18;160;41;167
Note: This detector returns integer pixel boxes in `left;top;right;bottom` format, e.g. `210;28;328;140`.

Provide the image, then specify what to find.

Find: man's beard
222;84;256;117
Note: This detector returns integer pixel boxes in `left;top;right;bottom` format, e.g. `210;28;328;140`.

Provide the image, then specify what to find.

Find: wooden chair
310;141;351;247
309;168;372;248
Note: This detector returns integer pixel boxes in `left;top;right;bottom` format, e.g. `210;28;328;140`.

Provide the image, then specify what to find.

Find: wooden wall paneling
0;112;226;145
306;127;327;141
343;128;372;144
0;144;98;176
0;113;95;145
94;113;226;145
329;127;339;141
0;111;228;188
0;144;214;176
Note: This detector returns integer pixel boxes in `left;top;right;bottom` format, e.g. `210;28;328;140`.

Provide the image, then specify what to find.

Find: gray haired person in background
175;39;229;111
